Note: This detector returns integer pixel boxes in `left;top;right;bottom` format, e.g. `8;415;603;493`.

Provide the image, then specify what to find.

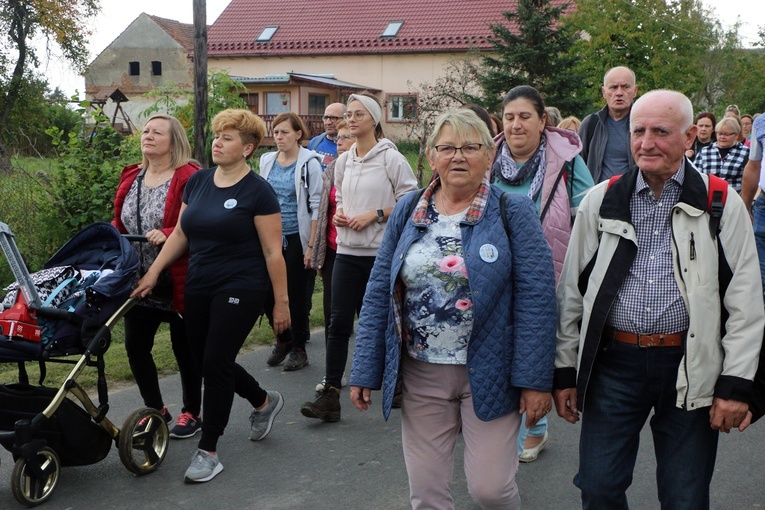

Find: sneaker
300;386;341;422
267;342;292;366
184;450;223;483
249;390;284;441
283;349;309;371
315;375;347;392
138;406;172;431
170;411;202;439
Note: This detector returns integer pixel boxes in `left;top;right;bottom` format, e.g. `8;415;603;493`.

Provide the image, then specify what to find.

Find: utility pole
193;0;208;167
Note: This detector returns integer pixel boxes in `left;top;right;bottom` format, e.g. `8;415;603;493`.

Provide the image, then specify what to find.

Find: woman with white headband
301;92;417;422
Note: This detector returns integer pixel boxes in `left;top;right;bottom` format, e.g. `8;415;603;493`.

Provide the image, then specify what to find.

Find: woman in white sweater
301;93;417;422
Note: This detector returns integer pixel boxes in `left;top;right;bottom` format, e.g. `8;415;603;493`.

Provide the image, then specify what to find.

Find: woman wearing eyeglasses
491;85;594;463
301;92;417;422
260;112;323;372
694;116;750;192
350;109;557;508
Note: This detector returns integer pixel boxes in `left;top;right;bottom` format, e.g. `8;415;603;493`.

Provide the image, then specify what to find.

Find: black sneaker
283;349;309;372
267;343;292;366
300;386;341;422
138;406;172;432
170;411;202;439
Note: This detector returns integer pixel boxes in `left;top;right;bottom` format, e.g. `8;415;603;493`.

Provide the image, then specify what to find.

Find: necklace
145;167;172;188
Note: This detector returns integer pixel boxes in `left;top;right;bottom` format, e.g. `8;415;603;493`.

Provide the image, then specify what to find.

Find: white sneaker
315;375;347;392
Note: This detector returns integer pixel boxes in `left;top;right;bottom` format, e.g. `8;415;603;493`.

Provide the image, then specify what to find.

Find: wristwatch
376;209;384;223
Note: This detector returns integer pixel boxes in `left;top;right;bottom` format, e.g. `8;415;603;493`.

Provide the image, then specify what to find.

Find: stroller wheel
11;446;61;507
119;407;169;475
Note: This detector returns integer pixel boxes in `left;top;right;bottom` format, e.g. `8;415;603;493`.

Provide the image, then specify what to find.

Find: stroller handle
123;235;147;243
34;306;81;324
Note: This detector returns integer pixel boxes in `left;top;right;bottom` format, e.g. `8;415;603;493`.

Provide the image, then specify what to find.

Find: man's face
742;116;753;137
323;104;345;137
602;68;638;117
630;94;696;179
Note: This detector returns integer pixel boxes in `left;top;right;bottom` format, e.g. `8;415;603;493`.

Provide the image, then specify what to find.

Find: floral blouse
400;200;473;364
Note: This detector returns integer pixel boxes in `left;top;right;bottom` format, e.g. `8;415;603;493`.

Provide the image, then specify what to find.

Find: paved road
0;332;763;509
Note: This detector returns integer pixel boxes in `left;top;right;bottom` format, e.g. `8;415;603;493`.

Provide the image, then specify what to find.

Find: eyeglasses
337;134;356;140
344;112;367;121
434;143;484;157
322;115;343;122
717;132;737;137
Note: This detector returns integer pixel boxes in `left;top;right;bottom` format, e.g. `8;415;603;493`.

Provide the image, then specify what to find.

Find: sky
34;0;765;99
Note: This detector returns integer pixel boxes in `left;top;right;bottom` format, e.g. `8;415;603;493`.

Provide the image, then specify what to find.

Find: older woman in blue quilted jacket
349;109;557;510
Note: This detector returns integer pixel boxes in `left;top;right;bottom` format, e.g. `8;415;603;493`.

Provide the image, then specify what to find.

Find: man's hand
709;397;749;433
553;388;580;424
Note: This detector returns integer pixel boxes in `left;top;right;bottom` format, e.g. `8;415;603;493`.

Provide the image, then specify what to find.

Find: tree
565;0;718;108
0;0;99;169
407;55;484;184
481;0;591;117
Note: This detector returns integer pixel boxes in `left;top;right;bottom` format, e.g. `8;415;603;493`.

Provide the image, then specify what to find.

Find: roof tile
207;0;538;57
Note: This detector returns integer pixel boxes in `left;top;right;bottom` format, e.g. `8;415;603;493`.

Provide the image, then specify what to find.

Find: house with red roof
207;0;520;140
84;13;198;132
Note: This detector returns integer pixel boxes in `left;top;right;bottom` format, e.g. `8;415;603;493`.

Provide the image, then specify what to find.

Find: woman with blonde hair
133;108;289;483
301;93;417;422
113;113;202;439
694;116;750;192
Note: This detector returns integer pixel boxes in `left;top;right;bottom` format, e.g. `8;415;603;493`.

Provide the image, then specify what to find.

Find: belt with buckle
603;326;685;348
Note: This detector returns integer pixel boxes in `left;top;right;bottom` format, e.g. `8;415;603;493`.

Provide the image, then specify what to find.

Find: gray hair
631;90;694;132
426;109;494;154
603;66;636;87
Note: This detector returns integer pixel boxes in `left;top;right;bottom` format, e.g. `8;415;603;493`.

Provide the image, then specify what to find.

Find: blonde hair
716;117;741;135
558;116;581;132
141;114;192;170
211;109;267;158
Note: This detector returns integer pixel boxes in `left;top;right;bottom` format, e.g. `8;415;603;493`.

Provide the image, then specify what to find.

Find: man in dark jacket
578;66;637;182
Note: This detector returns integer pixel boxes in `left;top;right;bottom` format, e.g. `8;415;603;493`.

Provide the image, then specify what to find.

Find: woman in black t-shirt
133;109;290;484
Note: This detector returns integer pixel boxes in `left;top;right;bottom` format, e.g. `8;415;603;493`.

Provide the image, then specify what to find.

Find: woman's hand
146;229;167;246
685;149;695;160
333;212;350;227
347;211;376;231
304;248;313;269
131;270;158;299
272;300;291;335
350;386;372;411
519;389;553;427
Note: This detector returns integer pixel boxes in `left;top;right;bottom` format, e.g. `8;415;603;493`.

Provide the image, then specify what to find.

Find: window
381;21;404;38
256;26;279;42
308;94;328;115
151;61;162;76
241;93;259;113
265;92;290;115
387;94;417;122
129;61;140;76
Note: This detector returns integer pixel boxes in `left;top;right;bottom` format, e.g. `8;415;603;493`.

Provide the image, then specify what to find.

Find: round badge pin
479;244;499;263
224;199;237;209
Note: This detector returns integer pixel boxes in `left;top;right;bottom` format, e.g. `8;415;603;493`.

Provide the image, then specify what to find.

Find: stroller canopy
43;222;139;300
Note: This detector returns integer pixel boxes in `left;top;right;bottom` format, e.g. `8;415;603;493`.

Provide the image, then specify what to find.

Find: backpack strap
499;192;511;239
707;174;728;239
540;161;570;224
606;174;623;190
308;133;327;151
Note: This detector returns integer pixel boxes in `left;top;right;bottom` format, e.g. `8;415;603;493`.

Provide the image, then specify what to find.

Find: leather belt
603;326;685;348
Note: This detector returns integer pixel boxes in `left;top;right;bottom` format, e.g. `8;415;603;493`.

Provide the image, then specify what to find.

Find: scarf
493;134;547;203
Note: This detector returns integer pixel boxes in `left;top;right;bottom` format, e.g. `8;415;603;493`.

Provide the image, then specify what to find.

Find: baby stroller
0;222;169;507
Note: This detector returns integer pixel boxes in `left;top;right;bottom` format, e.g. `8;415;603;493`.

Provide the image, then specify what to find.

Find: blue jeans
516;414;547;454
575;339;718;509
752;194;765;303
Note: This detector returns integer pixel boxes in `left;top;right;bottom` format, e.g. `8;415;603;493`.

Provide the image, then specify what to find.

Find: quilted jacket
350;183;557;421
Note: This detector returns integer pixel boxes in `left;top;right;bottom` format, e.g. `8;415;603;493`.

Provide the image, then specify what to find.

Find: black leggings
265;233;310;350
184;291;268;452
320;248;336;344
325;254;373;388
124;305;202;416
